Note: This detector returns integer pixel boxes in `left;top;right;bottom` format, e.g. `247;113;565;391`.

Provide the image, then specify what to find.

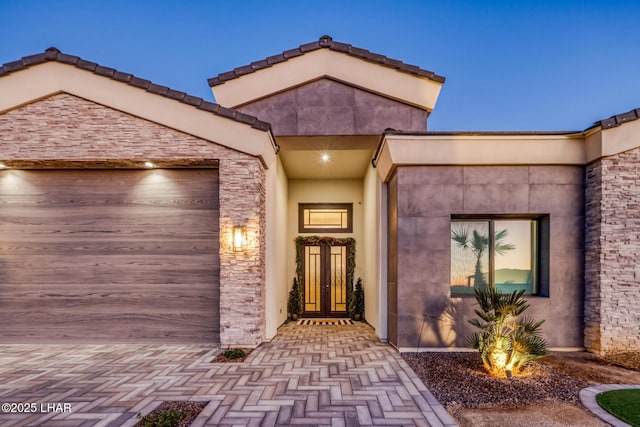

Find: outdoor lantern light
233;226;247;251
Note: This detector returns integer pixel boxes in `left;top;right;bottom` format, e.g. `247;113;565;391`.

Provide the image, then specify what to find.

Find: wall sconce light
233;226;247;252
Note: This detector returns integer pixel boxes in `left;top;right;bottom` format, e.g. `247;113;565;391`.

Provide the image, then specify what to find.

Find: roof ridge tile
21;53;46;66
282;48;303;59
250;59;270;70
318;35;333;47
3;60;26;72
77;59;98;72
166;89;186;101
147;83;169;96
56;53;80;65
208;35;446;86
112;71;132;82
595;107;640;129
94;65;116;77
299;41;320;53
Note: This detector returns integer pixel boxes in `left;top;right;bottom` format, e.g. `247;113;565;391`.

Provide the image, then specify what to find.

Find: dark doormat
298;319;354;325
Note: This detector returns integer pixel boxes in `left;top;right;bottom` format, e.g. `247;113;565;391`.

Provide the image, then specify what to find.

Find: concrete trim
398;347;586;353
373;133;588;182
373;121;640;182
580;384;640;427
0;62;277;167
599;119;640;159
211;49;443;111
397;347;477;353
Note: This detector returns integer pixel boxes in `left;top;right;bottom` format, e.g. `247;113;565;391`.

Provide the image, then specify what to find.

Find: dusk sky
2;0;638;131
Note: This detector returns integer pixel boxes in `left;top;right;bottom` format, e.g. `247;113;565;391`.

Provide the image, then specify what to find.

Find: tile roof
0;47;271;132
208;35;446;87
593;107;640;130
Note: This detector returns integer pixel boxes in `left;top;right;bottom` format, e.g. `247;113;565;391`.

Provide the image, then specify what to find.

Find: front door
302;242;349;317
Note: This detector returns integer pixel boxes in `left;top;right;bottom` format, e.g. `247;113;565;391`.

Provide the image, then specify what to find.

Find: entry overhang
373;132;588;182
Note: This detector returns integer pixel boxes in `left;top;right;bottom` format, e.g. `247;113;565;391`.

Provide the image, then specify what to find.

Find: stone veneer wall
0;93;266;346
585;147;640;354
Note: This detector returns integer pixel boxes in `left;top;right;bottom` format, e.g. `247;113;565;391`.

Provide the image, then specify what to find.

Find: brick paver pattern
0;321;457;426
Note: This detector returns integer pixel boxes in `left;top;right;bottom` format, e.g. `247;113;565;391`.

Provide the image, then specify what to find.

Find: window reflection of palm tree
451;226;515;290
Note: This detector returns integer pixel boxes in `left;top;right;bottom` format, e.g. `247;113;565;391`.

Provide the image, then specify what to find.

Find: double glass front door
302;242;349;317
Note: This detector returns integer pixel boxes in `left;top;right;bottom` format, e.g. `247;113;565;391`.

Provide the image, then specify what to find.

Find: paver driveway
0;321;457;426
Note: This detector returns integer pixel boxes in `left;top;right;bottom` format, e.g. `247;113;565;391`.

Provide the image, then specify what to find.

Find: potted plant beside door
287;278;302;321
352;278;365;321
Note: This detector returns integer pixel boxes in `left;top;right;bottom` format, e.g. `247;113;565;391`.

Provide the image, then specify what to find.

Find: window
298;203;352;233
450;217;540;295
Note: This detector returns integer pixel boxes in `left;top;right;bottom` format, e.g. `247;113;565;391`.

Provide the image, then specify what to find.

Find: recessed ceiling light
321;153;330;162
144;161;154;168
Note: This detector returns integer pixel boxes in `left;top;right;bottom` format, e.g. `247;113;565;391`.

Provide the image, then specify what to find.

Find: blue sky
1;0;638;131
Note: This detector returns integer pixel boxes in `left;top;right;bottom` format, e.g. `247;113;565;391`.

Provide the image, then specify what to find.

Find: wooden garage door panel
0;255;219;284
0;314;216;342
0;169;220;343
0;238;218;256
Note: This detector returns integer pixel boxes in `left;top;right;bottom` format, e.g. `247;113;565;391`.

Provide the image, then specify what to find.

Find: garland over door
0;169;220;343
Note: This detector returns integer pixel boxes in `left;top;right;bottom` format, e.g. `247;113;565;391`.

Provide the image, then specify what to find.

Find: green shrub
137;408;186;427
287;277;302;318
223;348;246;359
467;287;548;377
351;278;365;319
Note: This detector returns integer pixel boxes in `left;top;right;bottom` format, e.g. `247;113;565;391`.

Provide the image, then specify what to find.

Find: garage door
0;169;220;343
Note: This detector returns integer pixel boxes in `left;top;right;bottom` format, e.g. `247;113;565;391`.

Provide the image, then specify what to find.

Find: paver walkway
0;321;457;426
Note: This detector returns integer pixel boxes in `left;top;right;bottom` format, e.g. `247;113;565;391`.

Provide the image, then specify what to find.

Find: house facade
0;37;638;355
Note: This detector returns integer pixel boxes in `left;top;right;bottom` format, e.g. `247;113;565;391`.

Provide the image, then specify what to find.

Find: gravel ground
603;351;640;371
403;352;590;409
405;351;640;427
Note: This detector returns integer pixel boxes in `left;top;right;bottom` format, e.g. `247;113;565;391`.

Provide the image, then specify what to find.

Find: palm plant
451;225;515;290
467;287;548;377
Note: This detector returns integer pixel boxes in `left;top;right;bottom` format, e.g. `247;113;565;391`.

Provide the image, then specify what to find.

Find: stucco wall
265;156;289;338
585;147;640;354
389;165;585;350
387;173;399;346
0;93;266;346
238;78;428;136
363;166;381;333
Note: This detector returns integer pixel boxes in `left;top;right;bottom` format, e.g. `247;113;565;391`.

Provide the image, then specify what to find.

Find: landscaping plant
137;407;187;427
467;287;548;378
223;348;246;360
350;277;365;320
287;277;302;320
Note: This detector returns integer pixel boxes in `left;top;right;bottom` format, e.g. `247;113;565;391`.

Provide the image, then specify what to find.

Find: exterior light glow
233;226;247;252
321;153;329;162
0;163;5;169
144;161;154;168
